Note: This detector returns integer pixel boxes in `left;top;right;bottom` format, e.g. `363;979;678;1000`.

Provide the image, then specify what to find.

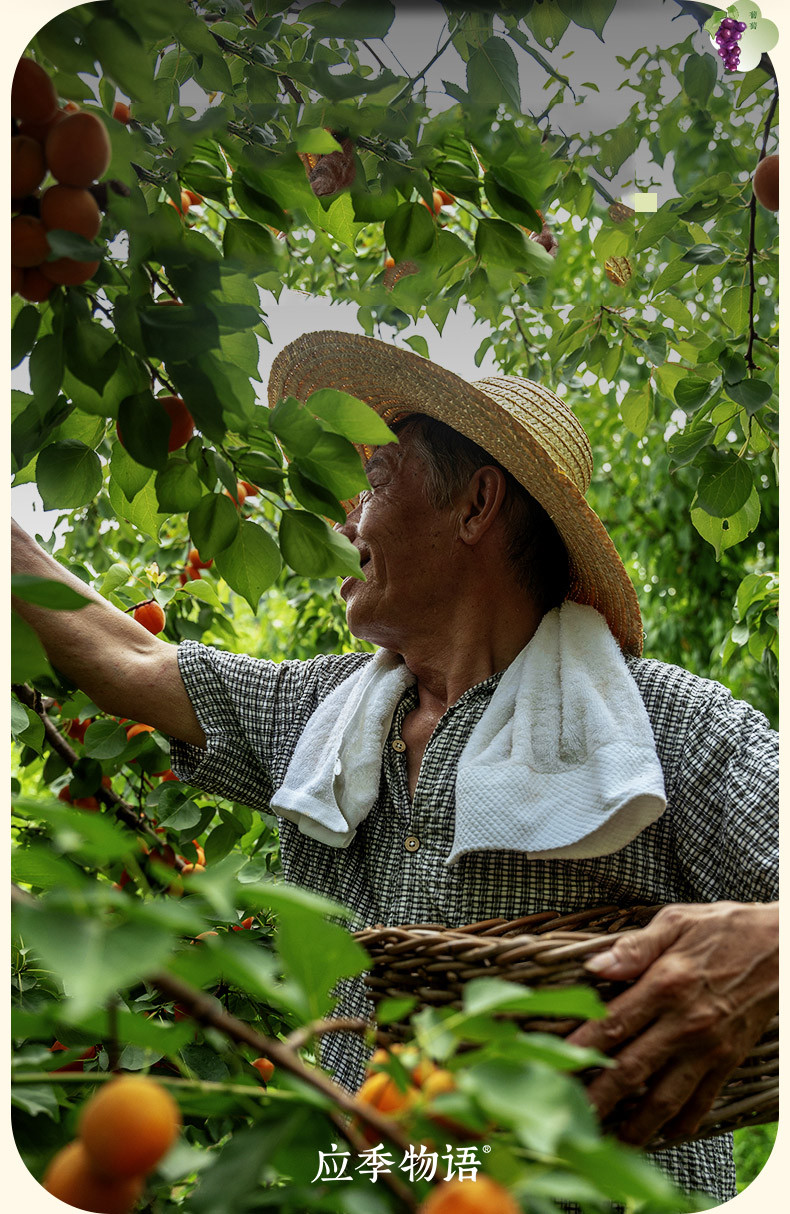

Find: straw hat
268;330;643;655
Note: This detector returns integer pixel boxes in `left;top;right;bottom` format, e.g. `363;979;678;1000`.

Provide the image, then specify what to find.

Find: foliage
11;1;778;1210
732;1121;778;1193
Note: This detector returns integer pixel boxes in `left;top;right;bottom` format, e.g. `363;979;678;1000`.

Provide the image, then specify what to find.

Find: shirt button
404;834;420;853
391;738;406;753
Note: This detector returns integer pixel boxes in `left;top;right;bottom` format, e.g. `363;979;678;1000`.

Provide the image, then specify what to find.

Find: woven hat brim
268;330;643;656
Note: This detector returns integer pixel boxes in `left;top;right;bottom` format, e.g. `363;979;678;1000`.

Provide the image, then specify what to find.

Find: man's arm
12;520;206;748
566;900;778;1145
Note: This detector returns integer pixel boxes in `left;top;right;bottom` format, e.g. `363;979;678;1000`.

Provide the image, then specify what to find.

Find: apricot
41;184;102;240
50;1042;98;1073
167;189;192;216
418;1174;522;1214
66;717;90;744
357;1070;420;1116
160;395;195;451
79;1074;181;1179
46;110;112;187
40;257;100;286
188;547;213;569
223;482;248;507
12;57;58;126
11;134;46;198
112;101;131;124
435;188;455;206
19;266;55;303
180;862;205;875
11;265;24;295
179;564;201;585
252;1057;275;1081
43;1140;144;1214
11;215;50;267
420;189;445;215
126;722;155;739
132;601;166;634
754;154;779;212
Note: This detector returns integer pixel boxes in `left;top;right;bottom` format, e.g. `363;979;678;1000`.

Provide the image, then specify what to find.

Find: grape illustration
714;17;747;72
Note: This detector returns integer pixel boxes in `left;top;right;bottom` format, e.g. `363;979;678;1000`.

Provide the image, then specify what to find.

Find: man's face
337;433;456;650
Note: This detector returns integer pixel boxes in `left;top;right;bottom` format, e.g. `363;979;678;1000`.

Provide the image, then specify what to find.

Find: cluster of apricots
418;1173;522;1214
356;1044;477;1143
42;1074;181;1213
11;56;112;302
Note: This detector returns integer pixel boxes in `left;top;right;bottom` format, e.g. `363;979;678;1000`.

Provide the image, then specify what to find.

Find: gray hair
394;414;570;611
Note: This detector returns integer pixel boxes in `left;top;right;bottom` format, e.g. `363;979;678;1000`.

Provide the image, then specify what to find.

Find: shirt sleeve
168;640;369;810
668;673;778;903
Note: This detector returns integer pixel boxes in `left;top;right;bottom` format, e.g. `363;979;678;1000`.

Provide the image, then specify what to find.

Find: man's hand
566;901;778;1146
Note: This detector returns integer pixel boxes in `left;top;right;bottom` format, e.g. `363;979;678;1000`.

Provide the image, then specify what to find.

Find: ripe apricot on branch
41;184;102;240
41;257;100;286
418;1174;522;1214
11;135;46;198
12;57;58;126
11;215;50;267
19;267;55;302
188;547;213;570
43;1140;144;1214
112;101;131;124
46;110;112;187
126;722;155;739
79;1074;182;1179
132;601;166;634
753;154;779;212
252;1057;275;1082
160;395;195;451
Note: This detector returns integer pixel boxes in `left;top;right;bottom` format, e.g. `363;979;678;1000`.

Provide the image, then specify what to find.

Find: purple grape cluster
715;16;747;71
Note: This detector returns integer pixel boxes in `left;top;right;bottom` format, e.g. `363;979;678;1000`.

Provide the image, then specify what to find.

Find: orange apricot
126;722;155;739
11;215;50;267
160;395;195;451
11;134;46;198
40;184;102;240
43;1140;144;1214
11;265;24;295
40;257;100;286
187;546;213;569
754;154;779;212
418;1174;522;1214
45;110;112;187
132;601;166;634
112;101;131;124
19;267;55;302
252;1057;275;1081
12;57;58;126
79;1074;181;1179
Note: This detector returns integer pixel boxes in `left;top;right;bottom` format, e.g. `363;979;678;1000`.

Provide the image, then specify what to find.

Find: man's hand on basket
565;900;778;1146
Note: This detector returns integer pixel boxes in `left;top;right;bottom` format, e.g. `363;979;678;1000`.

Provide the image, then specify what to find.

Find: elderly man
12;331;778;1208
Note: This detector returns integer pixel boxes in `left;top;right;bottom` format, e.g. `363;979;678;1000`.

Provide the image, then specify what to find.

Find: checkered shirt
170;641;778;1206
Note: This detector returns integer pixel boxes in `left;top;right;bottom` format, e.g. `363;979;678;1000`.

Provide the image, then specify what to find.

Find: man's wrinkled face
336;434;456;649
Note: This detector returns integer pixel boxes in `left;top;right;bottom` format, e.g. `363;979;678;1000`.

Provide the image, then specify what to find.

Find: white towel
449;601;666;863
271;602;666;859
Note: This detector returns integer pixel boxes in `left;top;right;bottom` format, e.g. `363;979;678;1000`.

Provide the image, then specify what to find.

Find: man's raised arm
12;520;206;749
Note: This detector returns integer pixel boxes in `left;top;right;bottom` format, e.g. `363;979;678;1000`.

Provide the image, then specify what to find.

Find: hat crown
472;376;593;494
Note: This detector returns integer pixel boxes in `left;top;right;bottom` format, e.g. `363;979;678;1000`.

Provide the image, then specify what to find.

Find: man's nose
333;499;360;537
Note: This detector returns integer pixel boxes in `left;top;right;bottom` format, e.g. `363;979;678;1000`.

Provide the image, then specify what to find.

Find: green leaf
63;319;120;395
110;441;153;501
139;305;220;362
29;333;65;410
724;378;773;415
275;900;369;1019
36;441;103;510
681;243;726;265
10;576;90;611
270;397;325;458
11;305;41;369
14;902;175;1020
85;14;154;102
475;218;554;275
683;52;717;106
117;392;172;472
633;208;680;254
297;432;370;500
666;423;716;467
306;388;397;446
108;475;171;539
279;511;363;578
721;285;750;333
462;977;606;1021
294;128;342;155
288;467;346;526
214;521;282;612
673;375;721;414
11;613;55;685
155;460;206;513
83;720;130;760
468;1058;598;1155
45;230;103;261
384;202;436;260
404;335;430;359
188;494;241;560
223;219;284;277
695;450;754;518
632;331;667;366
484;171;543;231
300;0;395;38
619;382;652;438
557;0;616;41
467;37;520;111
718;348;748;385
232;177;290;231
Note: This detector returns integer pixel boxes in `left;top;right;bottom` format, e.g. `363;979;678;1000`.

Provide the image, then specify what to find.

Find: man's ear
455;466;508;546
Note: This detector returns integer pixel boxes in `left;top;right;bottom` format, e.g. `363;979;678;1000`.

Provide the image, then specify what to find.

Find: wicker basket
353;905;778;1151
